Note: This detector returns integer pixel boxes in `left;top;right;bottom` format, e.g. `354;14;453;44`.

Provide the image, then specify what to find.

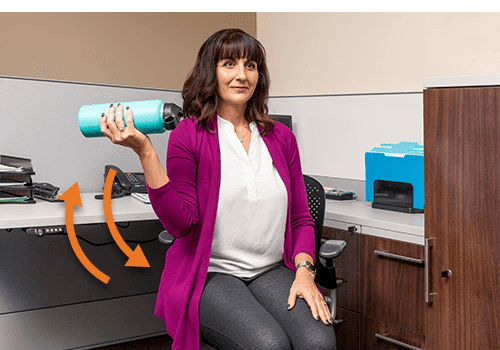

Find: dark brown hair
182;28;274;134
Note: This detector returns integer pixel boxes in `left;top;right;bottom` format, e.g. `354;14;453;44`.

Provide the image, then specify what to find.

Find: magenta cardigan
147;116;315;350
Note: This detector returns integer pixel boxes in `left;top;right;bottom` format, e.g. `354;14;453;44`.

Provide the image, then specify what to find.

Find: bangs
215;34;265;65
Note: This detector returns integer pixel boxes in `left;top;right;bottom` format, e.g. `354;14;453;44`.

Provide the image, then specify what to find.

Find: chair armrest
319;239;347;260
158;230;175;245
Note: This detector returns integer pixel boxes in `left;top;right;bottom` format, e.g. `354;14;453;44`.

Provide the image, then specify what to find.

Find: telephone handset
94;165;147;199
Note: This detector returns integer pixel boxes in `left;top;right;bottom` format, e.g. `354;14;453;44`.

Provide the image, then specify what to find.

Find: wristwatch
296;261;316;275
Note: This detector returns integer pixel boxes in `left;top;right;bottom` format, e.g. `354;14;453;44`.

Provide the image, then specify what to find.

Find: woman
100;28;336;350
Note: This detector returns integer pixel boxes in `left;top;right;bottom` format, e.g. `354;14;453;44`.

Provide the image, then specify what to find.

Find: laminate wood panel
333;307;361;350
362;234;425;333
424;87;500;350
363;316;425;350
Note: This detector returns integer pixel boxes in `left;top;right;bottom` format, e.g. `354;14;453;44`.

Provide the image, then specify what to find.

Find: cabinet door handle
374;250;424;264
425;237;437;303
375;333;423;350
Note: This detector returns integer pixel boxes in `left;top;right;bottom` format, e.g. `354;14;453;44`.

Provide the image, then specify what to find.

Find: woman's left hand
287;268;333;325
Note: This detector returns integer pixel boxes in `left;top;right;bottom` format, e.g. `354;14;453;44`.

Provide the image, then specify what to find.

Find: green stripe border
0;0;500;12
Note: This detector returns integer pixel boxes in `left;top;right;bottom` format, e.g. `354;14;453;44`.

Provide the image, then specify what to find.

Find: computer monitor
270;114;293;131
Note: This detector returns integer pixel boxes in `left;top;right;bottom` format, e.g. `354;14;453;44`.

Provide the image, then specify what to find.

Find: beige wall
0;13;256;90
3;13;500;96
257;13;500;96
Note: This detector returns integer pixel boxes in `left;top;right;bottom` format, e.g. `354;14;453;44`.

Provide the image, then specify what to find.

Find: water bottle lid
163;103;184;130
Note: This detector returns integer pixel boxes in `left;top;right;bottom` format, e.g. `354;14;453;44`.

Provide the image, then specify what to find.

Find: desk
0;194;168;350
0;192;158;229
1;194;424;350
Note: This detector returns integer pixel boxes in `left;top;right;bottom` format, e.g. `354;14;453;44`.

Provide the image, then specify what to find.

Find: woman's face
216;57;259;110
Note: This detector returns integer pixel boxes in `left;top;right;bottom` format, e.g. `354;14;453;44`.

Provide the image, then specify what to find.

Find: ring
118;125;124;131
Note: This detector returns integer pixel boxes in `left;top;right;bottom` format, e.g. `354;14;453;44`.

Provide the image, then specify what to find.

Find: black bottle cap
162;103;184;131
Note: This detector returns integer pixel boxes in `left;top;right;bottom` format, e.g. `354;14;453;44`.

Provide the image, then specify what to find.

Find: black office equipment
373;180;424;213
0;155;36;204
94;164;147;200
303;175;346;324
325;187;355;201
270;114;293;131
33;182;63;202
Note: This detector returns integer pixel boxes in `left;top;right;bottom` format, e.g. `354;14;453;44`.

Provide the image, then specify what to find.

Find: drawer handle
347;225;358;232
425;238;437;303
375;333;424;350
374;250;424;265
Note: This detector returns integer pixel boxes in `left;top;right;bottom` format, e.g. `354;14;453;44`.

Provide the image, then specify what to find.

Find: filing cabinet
362;233;425;349
322;220;426;350
424;81;500;349
322;223;362;350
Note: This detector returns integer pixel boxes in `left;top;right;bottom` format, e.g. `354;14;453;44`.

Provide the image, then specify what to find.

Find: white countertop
0;193;157;229
424;74;500;89
1;193;425;245
325;198;425;245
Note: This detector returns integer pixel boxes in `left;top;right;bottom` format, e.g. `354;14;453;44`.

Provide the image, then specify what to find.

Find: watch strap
296;261;316;275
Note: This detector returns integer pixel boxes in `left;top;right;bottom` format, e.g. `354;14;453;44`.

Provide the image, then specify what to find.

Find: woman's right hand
101;103;170;189
100;103;151;157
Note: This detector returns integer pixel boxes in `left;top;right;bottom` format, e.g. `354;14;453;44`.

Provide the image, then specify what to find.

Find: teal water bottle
78;100;183;137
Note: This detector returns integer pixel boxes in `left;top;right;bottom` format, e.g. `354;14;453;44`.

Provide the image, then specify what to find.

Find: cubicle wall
268;92;424;182
0;76;183;193
0;76;423;194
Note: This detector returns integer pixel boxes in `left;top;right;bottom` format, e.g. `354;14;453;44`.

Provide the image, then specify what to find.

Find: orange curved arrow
59;183;110;284
103;169;150;267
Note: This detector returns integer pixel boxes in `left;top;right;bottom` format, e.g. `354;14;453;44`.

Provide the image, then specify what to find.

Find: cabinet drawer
322;226;360;272
363;316;425;350
333;307;361;350
362;234;425;332
318;268;360;313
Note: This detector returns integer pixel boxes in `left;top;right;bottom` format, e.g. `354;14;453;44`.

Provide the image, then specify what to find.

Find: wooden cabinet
323;78;500;350
335;307;361;350
424;85;500;349
362;234;425;349
322;226;361;349
322;224;426;350
363;317;425;350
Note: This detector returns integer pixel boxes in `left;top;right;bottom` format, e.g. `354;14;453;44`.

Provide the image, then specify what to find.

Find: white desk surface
1;193;424;245
0;193;157;229
325;198;425;245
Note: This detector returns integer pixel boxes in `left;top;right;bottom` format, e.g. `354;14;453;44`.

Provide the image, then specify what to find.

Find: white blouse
208;116;288;278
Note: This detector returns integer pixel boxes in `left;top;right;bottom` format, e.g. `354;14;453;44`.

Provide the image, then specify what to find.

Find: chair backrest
304;174;336;289
303;174;326;254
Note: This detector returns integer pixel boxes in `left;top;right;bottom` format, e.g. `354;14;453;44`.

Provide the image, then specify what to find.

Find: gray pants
199;265;337;350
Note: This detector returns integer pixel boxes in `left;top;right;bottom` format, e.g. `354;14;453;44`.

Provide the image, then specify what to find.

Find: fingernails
110;104;114;108
286;303;290;310
117;103;122;108
316;316;320;321
101;113;105;118
126;106;130;110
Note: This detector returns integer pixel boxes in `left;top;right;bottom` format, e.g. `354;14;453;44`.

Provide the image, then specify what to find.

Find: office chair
302;174;347;323
157;174;347;343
